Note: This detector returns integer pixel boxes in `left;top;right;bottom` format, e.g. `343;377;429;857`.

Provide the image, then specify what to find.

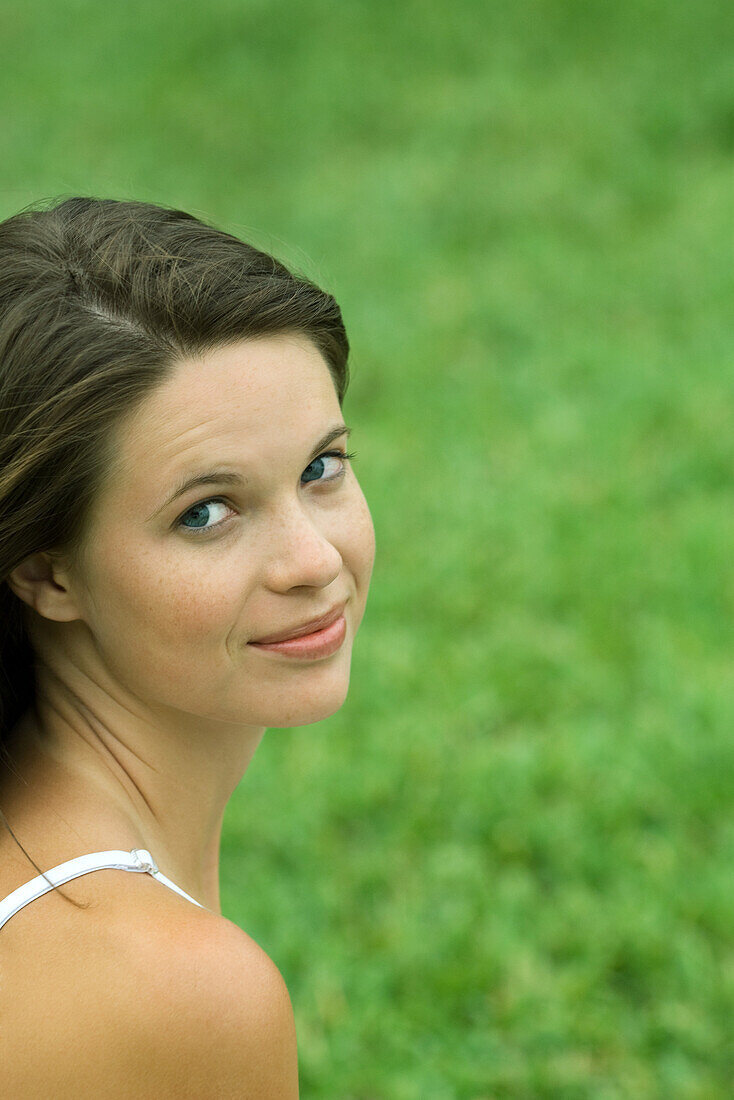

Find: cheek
122;559;225;634
85;533;248;674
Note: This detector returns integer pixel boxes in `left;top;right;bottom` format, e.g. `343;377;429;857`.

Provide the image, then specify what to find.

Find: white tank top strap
0;848;206;932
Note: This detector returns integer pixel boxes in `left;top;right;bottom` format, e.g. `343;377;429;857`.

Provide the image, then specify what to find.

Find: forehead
111;334;340;492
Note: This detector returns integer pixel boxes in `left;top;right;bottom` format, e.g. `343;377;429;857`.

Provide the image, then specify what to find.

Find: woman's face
67;333;376;729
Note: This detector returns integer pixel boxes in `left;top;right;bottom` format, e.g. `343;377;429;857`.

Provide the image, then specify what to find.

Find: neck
2;665;266;916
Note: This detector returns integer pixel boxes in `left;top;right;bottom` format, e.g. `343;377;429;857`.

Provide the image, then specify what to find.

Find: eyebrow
149;423;352;519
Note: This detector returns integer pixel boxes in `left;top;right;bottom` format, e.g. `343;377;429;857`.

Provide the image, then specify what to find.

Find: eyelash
175;449;357;536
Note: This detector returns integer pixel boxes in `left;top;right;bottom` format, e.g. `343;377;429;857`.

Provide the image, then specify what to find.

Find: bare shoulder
2;898;299;1099
116;909;300;1098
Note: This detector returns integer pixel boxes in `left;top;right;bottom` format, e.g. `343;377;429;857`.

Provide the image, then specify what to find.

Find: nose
262;500;343;592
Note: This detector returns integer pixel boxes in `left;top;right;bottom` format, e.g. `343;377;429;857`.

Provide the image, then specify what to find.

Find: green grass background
2;1;733;1095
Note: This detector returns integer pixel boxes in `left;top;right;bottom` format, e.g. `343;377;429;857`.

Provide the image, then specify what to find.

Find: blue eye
176;449;357;535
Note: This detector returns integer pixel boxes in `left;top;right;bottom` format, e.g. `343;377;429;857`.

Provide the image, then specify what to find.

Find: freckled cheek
95;546;248;645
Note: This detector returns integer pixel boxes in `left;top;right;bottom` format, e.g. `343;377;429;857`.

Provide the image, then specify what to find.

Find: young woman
0;196;376;1097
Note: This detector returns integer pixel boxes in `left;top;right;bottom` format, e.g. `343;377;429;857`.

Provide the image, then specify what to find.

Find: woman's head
0;196;375;762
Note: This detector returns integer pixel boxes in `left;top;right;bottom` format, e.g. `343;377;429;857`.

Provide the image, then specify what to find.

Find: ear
6;551;83;623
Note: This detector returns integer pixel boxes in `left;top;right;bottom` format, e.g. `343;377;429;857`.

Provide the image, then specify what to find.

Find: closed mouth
249;601;347;644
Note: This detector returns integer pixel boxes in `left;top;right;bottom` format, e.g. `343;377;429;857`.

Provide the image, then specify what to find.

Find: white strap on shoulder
131;848;207;911
0;848;205;932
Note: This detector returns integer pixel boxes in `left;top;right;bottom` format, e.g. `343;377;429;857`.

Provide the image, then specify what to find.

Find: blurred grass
2;0;734;1095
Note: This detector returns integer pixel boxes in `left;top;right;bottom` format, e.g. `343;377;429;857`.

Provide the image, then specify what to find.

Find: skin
3;333;376;916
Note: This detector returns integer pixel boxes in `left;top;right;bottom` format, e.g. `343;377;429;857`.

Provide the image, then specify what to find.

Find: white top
0;848;206;932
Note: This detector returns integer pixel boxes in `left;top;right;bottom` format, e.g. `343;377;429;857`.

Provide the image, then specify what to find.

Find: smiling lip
249;601;347;644
248;615;347;659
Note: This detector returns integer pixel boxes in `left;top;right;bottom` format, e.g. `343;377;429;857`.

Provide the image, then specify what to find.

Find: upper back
0;853;299;1097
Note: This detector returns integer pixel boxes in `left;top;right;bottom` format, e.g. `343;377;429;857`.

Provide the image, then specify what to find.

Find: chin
260;672;352;729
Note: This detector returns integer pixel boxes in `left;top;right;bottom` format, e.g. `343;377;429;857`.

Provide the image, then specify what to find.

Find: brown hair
0;195;350;906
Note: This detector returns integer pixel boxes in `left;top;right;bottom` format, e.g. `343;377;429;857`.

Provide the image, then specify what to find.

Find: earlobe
6;551;81;623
